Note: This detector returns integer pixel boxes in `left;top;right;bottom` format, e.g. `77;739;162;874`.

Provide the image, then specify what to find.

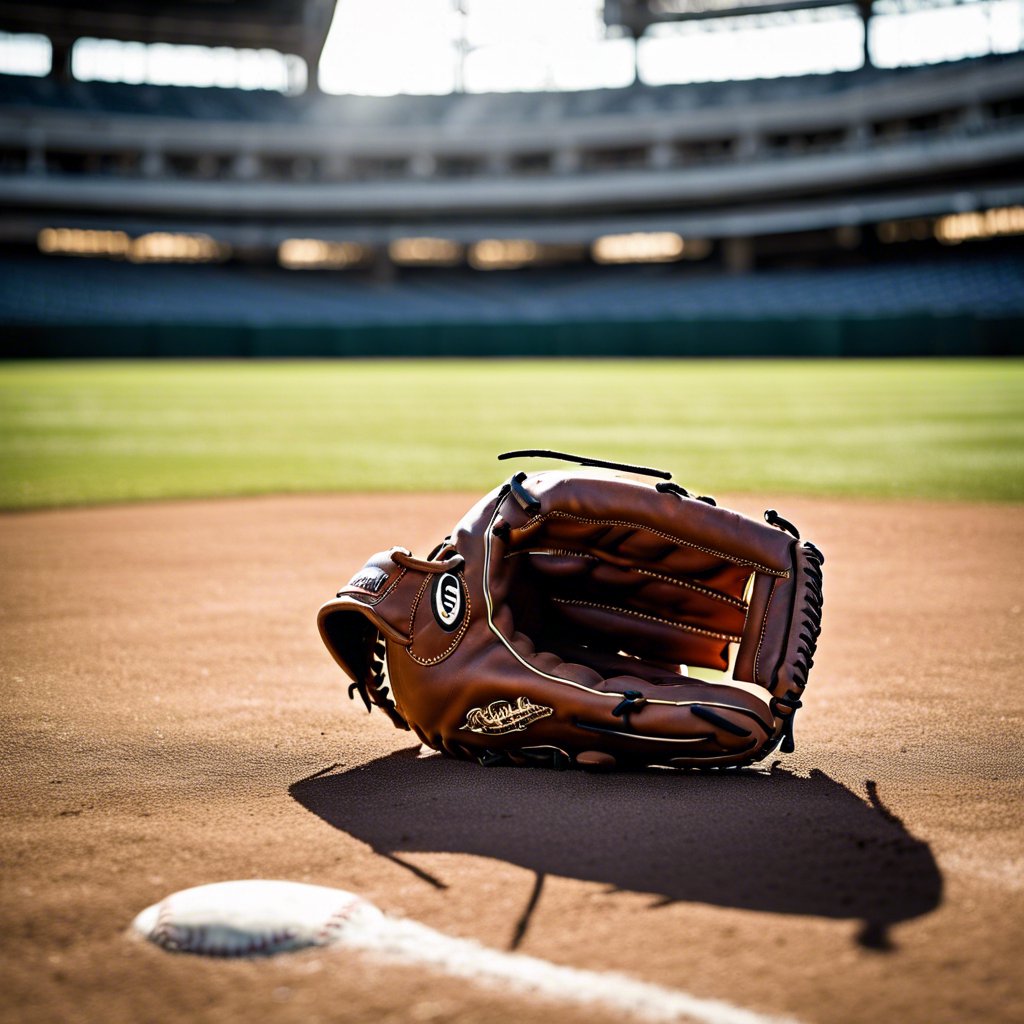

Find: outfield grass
0;359;1021;508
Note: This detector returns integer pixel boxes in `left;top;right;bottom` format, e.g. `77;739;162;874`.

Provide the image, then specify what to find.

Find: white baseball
131;879;381;957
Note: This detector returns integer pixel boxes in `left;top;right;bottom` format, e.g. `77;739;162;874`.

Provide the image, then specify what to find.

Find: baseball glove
317;451;824;772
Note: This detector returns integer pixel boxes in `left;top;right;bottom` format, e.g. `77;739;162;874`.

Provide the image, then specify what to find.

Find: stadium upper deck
3;55;1004;123
1;51;1022;265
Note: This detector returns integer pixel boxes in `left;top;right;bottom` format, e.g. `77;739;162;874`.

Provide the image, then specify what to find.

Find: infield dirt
2;493;1022;1024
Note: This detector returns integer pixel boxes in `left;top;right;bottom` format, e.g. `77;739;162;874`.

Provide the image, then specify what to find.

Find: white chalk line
342;910;800;1024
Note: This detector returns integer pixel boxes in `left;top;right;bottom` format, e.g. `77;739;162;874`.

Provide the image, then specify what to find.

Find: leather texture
318;467;824;772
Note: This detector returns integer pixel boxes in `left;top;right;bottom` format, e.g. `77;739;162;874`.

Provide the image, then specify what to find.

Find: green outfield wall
6;316;1023;358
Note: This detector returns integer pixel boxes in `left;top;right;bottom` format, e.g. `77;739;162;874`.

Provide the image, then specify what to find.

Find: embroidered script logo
460;697;554;735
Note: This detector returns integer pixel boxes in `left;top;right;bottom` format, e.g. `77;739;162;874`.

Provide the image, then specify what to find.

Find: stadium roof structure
0;0;337;70
606;0;867;31
603;0;992;70
604;0;978;28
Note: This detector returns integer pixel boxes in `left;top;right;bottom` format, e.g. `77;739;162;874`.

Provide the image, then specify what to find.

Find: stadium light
934;206;1024;245
278;239;368;270
38;227;131;258
38;228;228;263
388;237;463;267
127;233;228;264
592;232;687;264
468;239;540;270
467;239;586;270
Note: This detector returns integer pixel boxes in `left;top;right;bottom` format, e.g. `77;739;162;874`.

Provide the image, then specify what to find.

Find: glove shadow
290;749;941;951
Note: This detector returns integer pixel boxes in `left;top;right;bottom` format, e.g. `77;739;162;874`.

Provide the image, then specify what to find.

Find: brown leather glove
317;452;824;772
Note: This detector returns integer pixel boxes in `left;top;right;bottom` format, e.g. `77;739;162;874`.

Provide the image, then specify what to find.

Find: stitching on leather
635;568;748;610
505;549;747;611
408;574;430;638
754;580;775;685
519;511;789;577
406;573;472;666
552;597;742;642
504;549;599;560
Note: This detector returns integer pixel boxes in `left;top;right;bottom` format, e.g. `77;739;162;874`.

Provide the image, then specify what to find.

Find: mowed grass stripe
0;359;1020;508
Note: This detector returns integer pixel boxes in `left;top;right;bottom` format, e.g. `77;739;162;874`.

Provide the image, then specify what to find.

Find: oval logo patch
431;572;465;632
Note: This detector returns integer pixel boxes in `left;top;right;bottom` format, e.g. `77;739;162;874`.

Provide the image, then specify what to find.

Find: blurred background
0;0;1022;357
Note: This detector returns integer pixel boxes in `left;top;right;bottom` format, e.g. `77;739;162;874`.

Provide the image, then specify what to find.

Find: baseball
131;880;381;957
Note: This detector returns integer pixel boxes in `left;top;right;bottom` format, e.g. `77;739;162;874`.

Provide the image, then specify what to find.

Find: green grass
0;359;1021;508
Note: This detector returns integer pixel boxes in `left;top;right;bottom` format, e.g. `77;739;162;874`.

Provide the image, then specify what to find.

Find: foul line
339;905;801;1024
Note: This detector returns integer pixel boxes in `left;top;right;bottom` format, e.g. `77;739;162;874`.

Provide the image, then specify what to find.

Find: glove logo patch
346;566;389;594
461;697;554;735
431;572;465;632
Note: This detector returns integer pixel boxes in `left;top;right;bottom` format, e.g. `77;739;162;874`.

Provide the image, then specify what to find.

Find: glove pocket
547;595;738;671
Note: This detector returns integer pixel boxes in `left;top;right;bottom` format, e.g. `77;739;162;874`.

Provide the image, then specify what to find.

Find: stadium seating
4;254;1021;326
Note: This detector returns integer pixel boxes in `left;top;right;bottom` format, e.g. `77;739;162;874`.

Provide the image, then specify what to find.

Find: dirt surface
2;492;1022;1024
